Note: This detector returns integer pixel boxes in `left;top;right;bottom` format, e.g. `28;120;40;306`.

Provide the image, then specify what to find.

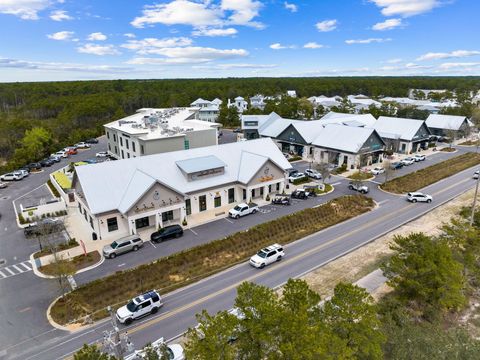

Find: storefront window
214;196;221;208
185;199;191;215
107;217;118;232
199;195;207;212
228;188;235;203
162;211;173;222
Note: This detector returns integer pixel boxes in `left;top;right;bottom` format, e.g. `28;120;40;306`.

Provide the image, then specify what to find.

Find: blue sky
0;0;478;82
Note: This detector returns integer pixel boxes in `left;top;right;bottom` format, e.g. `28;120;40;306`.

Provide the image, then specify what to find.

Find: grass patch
459;140;479;146
381;152;480;194
292;177;311;185
33;238;78;259
39;251;101;276
314;183;333;195
50;195;374;325
348;171;373;181
52;172;72;190
440;147;456;152
288;156;302;162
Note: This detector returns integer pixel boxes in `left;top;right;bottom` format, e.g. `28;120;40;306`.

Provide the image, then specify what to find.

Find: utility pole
102;306;134;359
471;139;480;227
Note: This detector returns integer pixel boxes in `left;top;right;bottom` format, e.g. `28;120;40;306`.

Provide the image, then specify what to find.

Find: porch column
155;212;163;230
128;218;136;235
279;181;285;194
263;185;269;200
180;207;186;222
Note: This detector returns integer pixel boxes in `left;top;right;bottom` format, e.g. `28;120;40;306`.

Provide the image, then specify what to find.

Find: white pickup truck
228;202;259;219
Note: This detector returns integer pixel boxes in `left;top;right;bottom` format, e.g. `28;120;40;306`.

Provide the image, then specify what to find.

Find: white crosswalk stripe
0;260;33;279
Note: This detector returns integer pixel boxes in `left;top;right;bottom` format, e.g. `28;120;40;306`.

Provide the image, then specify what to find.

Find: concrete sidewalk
354;269;387;294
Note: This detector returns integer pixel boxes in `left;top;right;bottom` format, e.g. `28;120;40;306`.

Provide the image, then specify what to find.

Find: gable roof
311;125;383;153
426;114;468;130
75;138;291;215
320;112;376;127
259;117;302;138
374;116;429;141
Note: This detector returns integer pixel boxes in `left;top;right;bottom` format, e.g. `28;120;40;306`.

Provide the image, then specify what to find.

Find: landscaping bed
50;195;374;325
440;147;456;152
314;183;333;195
39;251;101;276
33;238;78;259
381;152;480;194
348;171;374;181
288;156;302;162
459;140;479;146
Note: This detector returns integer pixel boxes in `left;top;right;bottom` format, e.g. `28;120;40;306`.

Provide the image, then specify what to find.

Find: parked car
288;172;306;183
96;151;108;158
27;162;42;171
40;158;54;167
401;157;415;166
271;194;291;205
24;218;63;237
49;155;62;163
85;138;99;144
150;224;184;243
413;154;426;161
406;192;432;203
391;162;404;170
233;128;242;133
291;189;309;199
124;337;185;360
0;172;24;181
75;142;91;149
116;290;164;325
0;182;7;189
102;235;143;259
474;170;479;180
64;147;77;155
53;150;68;158
305;168;322;180
287;168;298;177
370;167;385;175
348;182;369;194
228;203;258;219
16;169;29;177
249;243;284;268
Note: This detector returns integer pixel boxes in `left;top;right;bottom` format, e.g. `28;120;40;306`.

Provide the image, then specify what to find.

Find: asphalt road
0;145;474;359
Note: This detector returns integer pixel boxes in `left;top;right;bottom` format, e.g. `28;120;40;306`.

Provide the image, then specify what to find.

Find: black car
150;224;183;243
27;162;42;171
85;138;99;144
390;162;404;170
271;195;291;205
233;128;242;133
40;158;54;167
288;168;299;177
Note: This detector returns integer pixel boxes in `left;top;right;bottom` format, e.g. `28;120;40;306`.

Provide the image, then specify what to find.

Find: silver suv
103;235;143;259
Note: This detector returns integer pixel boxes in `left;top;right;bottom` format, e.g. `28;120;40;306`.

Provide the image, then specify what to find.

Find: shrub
265;194;270;201
333;164;348;174
47;179;61;198
18;212;26;224
182;218;188;226
292;177;310;185
288;155;302;162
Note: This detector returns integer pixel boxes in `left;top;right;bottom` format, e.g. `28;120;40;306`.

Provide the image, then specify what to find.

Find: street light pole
471;172;480;227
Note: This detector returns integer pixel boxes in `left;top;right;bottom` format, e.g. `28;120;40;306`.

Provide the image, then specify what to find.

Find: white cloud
315;19;337;32
304;42;323;49
270;43;295;50
369;0;441;17
386;58;402;63
372;18;403;30
417;50;480;61
87;32;107;41
124;33;136;38
47;30;74;41
49;9;72;21
284;2;297;12
438;62;480;70
131;0;263;29
0;56;132;73
345;38;391;44
194;63;277;70
0;0;53;20
121;37;193;54
192;27;238;37
77;44;120;56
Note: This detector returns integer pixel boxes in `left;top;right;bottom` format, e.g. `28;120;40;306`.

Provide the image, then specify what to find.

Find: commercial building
373;116;431;154
73;138;291;240
104;107;220;159
425;114;472;137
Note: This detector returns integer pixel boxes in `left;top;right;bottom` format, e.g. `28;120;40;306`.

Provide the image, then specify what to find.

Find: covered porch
127;203;185;235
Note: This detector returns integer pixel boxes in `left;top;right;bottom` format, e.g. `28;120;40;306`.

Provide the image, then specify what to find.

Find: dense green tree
13;126;52;163
321;283;385;360
73;344;115;360
217;103;240;127
396;106;430;120
382;233;466;314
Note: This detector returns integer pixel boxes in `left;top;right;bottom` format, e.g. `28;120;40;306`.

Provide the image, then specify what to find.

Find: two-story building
73;138;291;241
104;108;220;159
190;98;222;122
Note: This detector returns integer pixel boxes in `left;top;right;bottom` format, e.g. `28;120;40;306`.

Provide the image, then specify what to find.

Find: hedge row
51;195;375;325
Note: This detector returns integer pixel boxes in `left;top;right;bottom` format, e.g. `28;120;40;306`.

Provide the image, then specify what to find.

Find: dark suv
150;225;183;243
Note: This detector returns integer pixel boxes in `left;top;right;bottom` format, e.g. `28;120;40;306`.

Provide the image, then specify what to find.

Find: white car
228;203;258;219
95;151;108;157
305;168;322;179
370;167;385;175
0;172;24;181
116;290;163;325
16;169;29;177
474;171;479;180
75;142;91;149
249;244;284;268
407;192;432;203
124;338;184;360
413;154;426;161
401;157;415;166
0;182;7;189
288;172;306;183
53;150;68;158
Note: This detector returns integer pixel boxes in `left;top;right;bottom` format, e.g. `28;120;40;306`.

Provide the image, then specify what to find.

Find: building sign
134;203;155;213
259;175;274;182
191;168;223;180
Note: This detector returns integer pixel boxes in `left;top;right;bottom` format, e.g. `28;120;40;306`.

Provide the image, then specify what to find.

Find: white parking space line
19;262;32;270
149;241;157;249
377;200;390;205
224;217;233;224
4;267;15;276
12;265;24;273
189;228;198;236
0;270;6;278
331;182;341;186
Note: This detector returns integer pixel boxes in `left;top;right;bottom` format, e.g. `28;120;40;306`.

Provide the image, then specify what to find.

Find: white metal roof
176;155;226;174
320;112;376;127
75;138;291;215
374;116;427;141
311;124;380;153
426;114;468;130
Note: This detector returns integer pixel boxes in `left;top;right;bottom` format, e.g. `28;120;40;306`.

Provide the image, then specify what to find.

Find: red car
65;147;77;155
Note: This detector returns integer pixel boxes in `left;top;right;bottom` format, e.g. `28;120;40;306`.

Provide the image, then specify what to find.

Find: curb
46;294;79;332
30;251;104;279
75;253;105;274
376;185;405;197
317;185;335;196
